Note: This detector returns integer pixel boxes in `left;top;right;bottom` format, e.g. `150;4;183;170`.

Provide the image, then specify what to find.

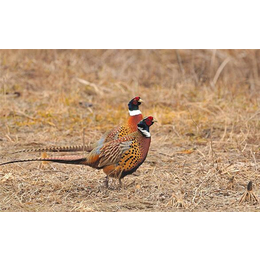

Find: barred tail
11;145;93;154
0;155;88;166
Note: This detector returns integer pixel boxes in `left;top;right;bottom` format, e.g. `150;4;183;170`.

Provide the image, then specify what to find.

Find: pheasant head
128;96;143;116
137;116;156;137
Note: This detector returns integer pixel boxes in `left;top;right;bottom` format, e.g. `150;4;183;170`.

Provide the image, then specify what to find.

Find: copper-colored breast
127;114;143;132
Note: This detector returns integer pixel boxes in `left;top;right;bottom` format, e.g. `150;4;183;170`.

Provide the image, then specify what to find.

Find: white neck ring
129;110;141;116
138;126;151;137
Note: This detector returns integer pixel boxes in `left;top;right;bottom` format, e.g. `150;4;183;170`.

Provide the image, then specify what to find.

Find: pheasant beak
139;98;144;103
152;118;157;123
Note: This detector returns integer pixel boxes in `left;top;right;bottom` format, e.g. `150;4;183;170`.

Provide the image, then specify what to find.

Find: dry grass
1;49;260;212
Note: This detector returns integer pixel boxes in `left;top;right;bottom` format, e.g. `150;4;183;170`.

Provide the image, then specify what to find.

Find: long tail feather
11;145;93;154
0;155;88;166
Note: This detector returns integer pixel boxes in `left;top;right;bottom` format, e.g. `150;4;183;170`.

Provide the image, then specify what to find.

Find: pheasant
12;96;144;154
1;117;156;187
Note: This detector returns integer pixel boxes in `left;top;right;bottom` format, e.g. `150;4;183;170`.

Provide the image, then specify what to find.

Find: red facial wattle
145;116;154;126
132;97;140;105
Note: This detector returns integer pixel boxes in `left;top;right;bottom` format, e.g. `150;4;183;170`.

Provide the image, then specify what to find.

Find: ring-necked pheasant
1;117;156;187
12;96;144;154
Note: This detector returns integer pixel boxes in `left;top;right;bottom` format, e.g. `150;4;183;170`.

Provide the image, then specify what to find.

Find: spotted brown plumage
12;96;143;155
0;117;155;188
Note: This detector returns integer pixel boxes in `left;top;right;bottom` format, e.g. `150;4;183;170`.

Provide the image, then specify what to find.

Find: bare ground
1;49;260;211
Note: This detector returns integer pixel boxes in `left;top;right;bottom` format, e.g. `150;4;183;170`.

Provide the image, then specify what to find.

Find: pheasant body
1;117;155;186
91;129;151;179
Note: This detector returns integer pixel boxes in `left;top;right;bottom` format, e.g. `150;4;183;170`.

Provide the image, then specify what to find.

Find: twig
239;181;259;204
82;128;86;154
212;57;230;86
175;50;185;76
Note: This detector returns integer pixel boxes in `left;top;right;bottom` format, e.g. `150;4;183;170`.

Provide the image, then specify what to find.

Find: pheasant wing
97;136;134;167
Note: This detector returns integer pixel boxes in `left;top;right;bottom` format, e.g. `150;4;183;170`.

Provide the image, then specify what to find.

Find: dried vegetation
1;49;260;211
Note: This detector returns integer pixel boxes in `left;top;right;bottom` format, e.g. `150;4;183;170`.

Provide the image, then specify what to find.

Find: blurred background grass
1;50;260;141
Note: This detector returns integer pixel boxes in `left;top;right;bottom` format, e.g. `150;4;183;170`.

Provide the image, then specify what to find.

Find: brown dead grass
1;49;260;211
